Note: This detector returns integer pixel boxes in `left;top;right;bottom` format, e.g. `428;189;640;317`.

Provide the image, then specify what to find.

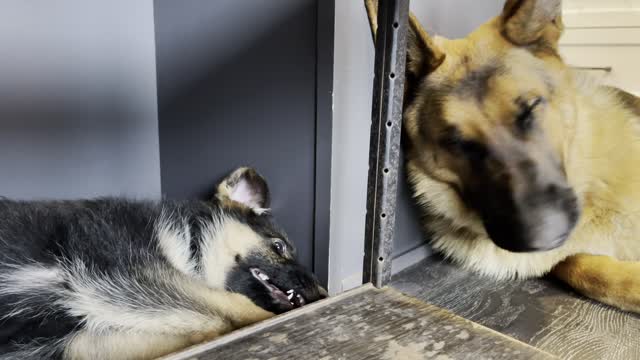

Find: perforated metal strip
363;0;410;288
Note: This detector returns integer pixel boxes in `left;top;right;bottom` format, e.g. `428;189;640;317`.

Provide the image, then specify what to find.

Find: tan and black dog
365;0;640;313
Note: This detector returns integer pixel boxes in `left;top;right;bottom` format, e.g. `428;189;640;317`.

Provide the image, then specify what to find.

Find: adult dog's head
366;0;580;252
208;167;327;314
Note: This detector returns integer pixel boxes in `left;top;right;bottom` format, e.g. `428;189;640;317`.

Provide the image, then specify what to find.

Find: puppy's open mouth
250;268;306;309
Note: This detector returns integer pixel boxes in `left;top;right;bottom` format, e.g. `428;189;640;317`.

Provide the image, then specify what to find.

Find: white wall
328;0;503;295
560;0;640;96
564;0;640;10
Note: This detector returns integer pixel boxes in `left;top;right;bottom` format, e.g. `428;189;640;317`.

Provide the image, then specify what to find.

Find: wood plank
163;284;553;360
392;257;640;360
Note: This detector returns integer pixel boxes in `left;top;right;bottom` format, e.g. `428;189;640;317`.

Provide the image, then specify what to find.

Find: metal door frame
362;0;410;288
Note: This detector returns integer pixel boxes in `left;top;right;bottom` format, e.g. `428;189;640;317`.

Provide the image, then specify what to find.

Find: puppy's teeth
258;274;269;281
296;294;305;305
288;293;294;300
286;289;294;294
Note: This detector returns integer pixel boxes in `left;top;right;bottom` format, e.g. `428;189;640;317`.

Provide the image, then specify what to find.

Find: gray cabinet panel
155;0;321;272
0;0;160;200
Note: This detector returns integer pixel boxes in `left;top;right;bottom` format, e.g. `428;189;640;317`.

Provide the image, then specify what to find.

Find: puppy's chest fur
407;83;640;280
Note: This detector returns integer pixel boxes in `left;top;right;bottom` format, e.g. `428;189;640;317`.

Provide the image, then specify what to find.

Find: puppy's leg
64;265;275;334
552;254;640;313
65;331;195;360
64;290;274;360
69;288;274;336
202;291;275;327
66;330;229;360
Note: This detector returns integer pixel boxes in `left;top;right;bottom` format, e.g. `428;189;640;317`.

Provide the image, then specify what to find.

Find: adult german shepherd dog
366;0;640;313
0;167;326;359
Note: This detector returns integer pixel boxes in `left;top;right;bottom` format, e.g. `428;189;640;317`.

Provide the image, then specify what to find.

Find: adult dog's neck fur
564;72;640;219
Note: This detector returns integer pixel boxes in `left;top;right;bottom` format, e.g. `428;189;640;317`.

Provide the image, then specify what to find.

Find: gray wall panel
0;0;160;200
155;0;319;271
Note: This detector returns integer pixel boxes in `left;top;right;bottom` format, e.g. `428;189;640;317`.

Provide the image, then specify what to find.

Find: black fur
0;196;324;359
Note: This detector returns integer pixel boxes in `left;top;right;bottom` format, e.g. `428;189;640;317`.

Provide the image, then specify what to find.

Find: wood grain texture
164;285;553;360
391;256;640;360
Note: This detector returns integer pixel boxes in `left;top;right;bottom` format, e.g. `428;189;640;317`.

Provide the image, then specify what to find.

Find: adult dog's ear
217;167;270;213
501;0;564;47
364;0;445;81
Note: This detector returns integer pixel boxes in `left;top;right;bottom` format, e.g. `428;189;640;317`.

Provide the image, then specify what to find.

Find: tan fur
553;254;640;313
200;217;264;288
66;322;235;360
365;0;640;313
65;331;196;360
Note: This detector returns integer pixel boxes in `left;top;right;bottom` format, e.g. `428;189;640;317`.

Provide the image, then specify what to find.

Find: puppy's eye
272;239;287;256
516;97;543;133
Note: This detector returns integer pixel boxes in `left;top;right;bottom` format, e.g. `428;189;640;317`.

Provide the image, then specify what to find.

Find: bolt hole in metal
378;257;385;262
386;121;392;127
393;22;399;29
383;168;390;174
381;213;387;218
389;72;395;79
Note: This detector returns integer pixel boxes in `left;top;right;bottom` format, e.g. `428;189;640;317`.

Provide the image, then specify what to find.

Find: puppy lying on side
0;167;326;360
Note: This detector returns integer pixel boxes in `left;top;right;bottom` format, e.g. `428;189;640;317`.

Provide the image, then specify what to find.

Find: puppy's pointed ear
216;167;270;213
364;0;445;81
501;0;564;47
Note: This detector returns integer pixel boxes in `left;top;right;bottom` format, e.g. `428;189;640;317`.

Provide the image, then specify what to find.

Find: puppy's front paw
188;330;220;345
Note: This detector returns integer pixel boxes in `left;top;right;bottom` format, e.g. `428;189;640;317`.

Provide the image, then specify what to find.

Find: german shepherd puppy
0;167;326;359
365;0;640;313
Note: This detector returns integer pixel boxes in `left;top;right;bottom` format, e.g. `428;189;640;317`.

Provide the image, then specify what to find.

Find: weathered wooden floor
163;284;553;360
391;256;640;360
